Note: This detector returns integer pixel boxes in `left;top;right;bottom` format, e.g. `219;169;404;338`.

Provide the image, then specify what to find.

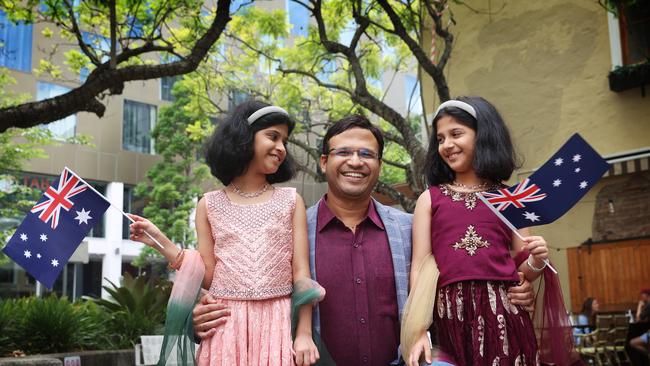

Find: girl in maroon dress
407;97;550;366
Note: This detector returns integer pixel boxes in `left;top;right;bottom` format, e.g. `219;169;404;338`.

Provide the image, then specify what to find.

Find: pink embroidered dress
429;185;538;366
197;187;296;366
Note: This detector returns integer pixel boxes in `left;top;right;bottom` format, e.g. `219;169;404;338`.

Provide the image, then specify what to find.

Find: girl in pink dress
129;100;322;366
406;97;550;366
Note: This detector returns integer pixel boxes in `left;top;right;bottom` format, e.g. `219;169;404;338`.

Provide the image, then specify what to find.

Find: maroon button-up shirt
315;197;400;366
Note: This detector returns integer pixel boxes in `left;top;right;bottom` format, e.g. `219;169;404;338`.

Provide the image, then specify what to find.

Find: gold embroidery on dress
440;184;479;210
498;314;509;356
445;287;454;320
437;289;445;318
488;281;497;315
453;225;490;256
456;282;464;321
515;355;523;366
478;315;485;357
499;283;519;315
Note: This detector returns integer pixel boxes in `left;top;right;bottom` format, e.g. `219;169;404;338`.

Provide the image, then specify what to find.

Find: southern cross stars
40;233;48;242
24;250;31;258
20;233;27;241
554;158;564;166
552;179;562;187
74;208;92;225
51;259;59;267
523;211;540;222
572;154;582;162
579;181;588;189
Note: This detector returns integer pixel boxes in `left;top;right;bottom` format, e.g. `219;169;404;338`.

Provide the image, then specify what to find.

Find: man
192;115;535;365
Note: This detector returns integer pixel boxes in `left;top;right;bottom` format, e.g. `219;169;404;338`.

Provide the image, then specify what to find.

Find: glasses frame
327;147;381;161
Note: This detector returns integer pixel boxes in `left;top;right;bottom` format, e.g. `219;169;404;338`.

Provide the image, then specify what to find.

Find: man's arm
507;273;535;313
192;292;230;339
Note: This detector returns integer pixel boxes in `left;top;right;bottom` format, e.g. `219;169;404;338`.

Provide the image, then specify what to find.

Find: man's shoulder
374;200;413;223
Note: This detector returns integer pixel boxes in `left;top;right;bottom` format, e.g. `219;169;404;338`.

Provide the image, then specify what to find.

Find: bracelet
168;249;185;270
526;255;546;272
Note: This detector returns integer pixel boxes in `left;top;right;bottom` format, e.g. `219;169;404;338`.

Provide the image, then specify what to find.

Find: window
122;185;145;240
287;1;309;38
160;75;180;101
123;100;156;154
37;82;76;139
618;3;650;65
0;10;33;72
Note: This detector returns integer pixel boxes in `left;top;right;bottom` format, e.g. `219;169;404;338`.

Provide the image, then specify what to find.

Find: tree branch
0;0;233;131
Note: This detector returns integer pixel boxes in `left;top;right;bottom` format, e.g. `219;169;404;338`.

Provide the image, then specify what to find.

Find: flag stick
476;194;558;274
65;167;164;250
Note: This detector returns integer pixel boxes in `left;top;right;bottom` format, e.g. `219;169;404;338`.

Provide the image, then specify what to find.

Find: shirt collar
317;195;385;232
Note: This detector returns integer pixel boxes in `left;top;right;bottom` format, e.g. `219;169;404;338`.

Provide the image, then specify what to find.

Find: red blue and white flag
478;133;609;229
2;168;110;289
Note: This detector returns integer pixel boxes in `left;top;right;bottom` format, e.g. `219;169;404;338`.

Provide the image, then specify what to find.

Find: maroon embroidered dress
429;185;538;366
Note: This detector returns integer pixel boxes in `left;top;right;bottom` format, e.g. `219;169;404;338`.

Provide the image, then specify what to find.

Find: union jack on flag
2;167;110;288
481;178;547;212
30;168;88;229
478;134;609;229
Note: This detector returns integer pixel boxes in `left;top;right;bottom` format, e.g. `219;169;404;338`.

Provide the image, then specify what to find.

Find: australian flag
2;168;110;289
479;134;610;229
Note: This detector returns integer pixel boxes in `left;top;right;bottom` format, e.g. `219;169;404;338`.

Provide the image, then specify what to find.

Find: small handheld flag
478;133;610;229
2;168;110;289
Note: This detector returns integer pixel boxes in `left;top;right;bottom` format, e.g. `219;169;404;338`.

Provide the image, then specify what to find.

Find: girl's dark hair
322;114;384;158
205;100;296;185
425;96;519;186
580;297;598;323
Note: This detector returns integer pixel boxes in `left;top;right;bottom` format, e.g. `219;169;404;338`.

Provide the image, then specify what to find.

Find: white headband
434;100;477;119
247;106;289;125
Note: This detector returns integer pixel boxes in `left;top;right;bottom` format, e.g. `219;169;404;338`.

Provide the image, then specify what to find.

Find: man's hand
192;292;230;338
507;273;535;313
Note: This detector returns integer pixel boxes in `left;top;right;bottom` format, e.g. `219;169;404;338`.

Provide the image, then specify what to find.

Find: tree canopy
0;0;233;130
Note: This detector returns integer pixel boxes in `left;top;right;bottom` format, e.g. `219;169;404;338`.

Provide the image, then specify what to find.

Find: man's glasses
328;147;380;160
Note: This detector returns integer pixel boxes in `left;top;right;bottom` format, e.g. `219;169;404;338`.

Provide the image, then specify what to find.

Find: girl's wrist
527;255;546;272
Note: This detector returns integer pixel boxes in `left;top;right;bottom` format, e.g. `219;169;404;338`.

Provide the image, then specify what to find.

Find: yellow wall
421;0;650;307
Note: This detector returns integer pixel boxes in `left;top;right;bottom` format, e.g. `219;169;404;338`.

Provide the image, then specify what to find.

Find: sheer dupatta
291;277;336;365
158;250;205;366
513;251;584;366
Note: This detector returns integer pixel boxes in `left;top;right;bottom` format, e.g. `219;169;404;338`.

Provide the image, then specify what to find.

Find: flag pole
476;194;558;274
64;167;165;250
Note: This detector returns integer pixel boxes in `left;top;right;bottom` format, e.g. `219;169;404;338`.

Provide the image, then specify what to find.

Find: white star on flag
573;154;582;162
51;259;59;267
554;158;563;166
20;233;28;241
523;211;541;222
74;208;92;225
24;250;31;258
553;179;562;187
37;253;42;259
574;167;581;173
40;234;48;242
579;181;588;189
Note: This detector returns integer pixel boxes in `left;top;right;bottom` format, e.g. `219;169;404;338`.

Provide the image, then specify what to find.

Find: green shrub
95;273;172;348
12;295;111;354
0;299;18;356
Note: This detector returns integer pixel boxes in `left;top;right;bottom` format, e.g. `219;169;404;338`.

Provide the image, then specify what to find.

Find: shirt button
353;242;359;248
359;317;366;324
362;355;368;363
355;277;362;284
